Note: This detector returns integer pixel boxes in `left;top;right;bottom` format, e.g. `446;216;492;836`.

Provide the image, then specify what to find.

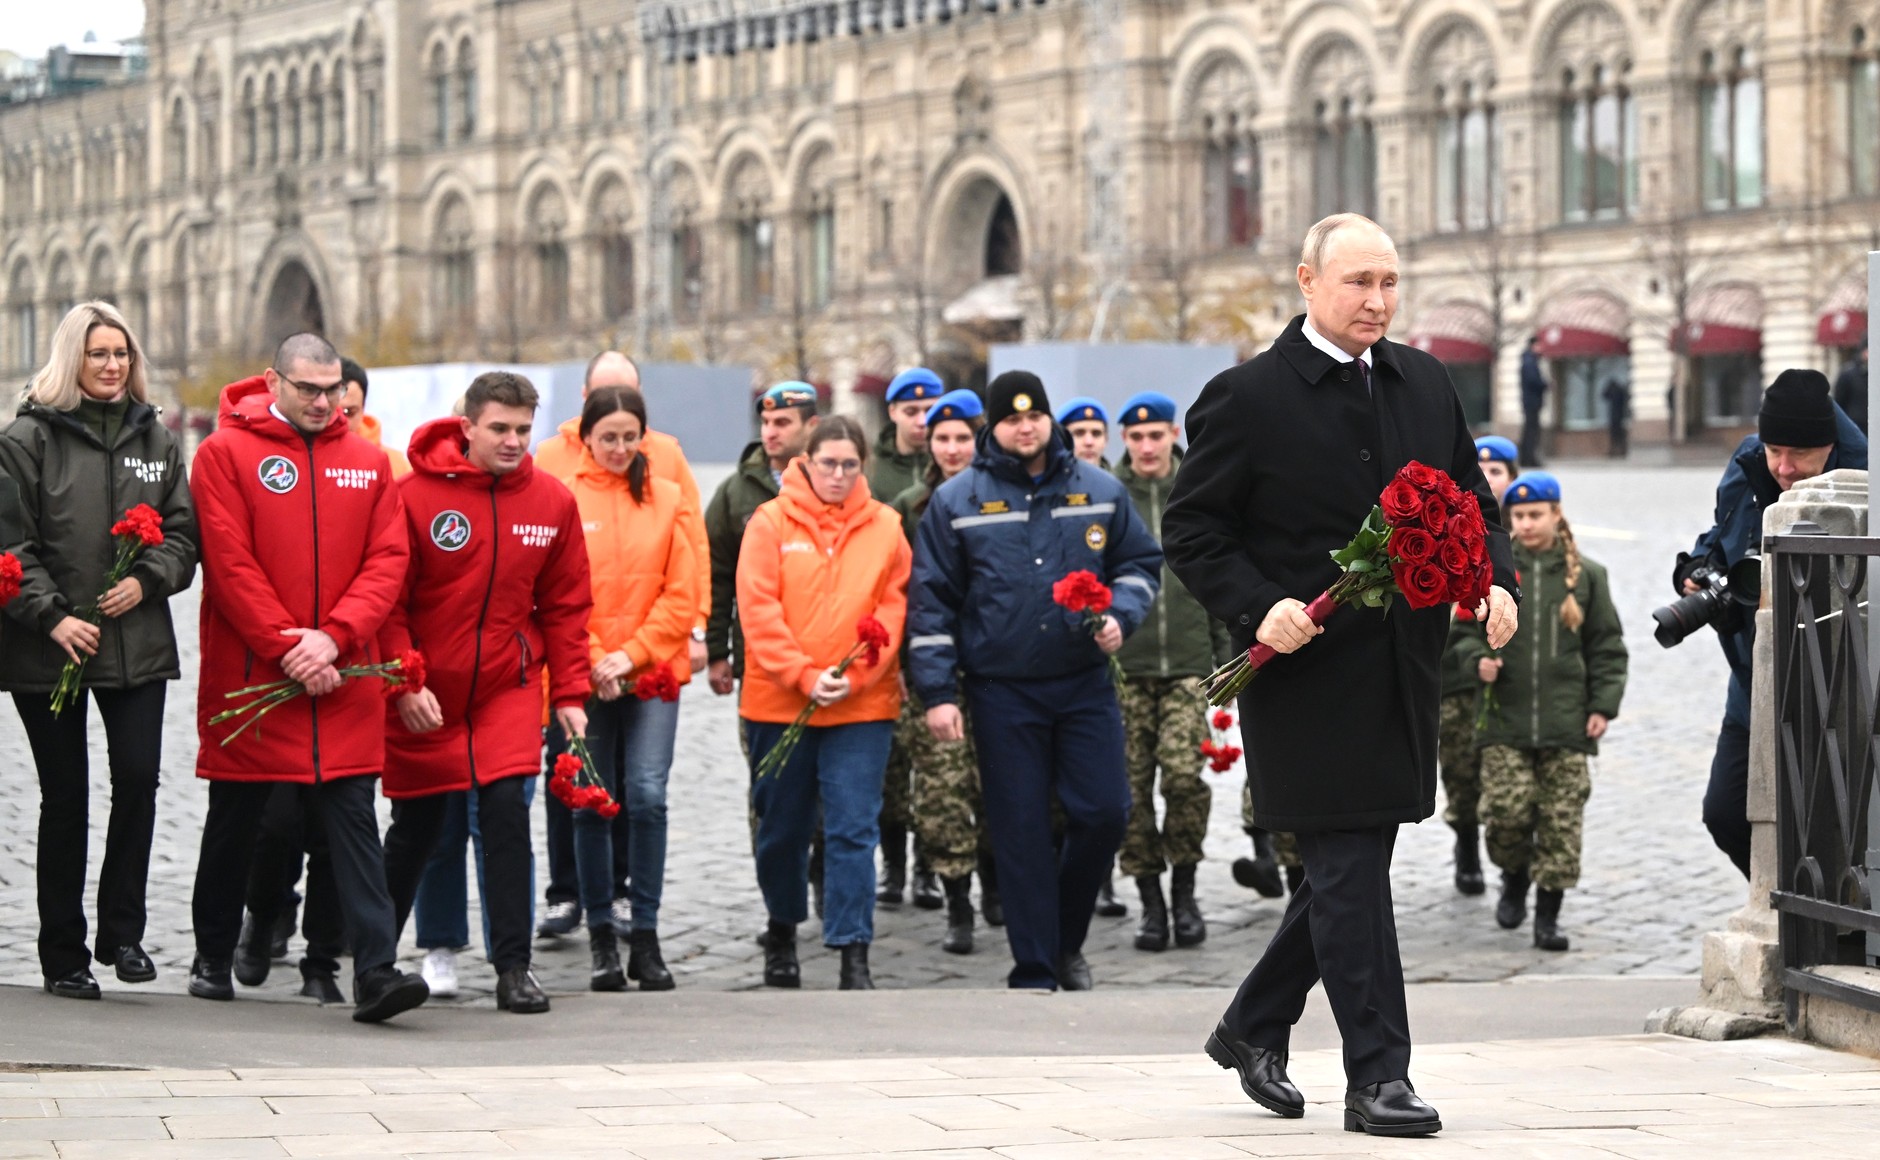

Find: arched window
241;79;258;171
88;248;117;304
286;71;303;163
668;169;704;323
47;254;75;319
126;242;149;340
1559;64;1637;221
726;158;773;312
6;263;35;374
1852;27;1879;195
430;44;451;145
165;98;188;190
264;75;281;166
196;101;219;190
331;61;348;156
526;185;570;329
1435;85;1495;231
1699;48;1763;209
456;39;477;140
308;65;326;160
1301;42;1376;219
591;176;635;323
1190;57;1260;249
798;149;836;308
434;196;475;333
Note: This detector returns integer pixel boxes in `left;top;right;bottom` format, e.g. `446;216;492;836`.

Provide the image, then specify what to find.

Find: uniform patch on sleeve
1085;523;1107;550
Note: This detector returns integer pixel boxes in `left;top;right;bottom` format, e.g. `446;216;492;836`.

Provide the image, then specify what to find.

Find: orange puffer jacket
571;450;697;683
735;459;910;726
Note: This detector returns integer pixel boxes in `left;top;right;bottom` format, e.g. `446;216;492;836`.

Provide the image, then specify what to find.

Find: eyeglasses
277;374;348;403
84;348;133;367
809;457;863;477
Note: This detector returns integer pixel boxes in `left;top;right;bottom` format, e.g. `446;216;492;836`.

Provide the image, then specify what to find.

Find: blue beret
886;367;947;404
1475;436;1519;466
1119;392;1178;426
924;388;983;427
1056;396;1109;426
758;381;818;414
1502;471;1561;507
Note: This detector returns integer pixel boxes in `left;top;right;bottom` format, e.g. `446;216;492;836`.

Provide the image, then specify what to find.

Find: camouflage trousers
896;695;986;882
881;733;913;831
1238;782;1299;868
1438;691;1482;828
1479;745;1591;891
1117;676;1213;878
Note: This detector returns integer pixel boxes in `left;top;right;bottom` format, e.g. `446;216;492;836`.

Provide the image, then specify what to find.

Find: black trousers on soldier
192;777;399;981
242;784;346;975
1221;825;1411;1087
383;776;533;974
11;685;166;979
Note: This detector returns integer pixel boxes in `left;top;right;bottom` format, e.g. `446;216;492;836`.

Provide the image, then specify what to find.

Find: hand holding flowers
753;617;891;780
50;504;165;715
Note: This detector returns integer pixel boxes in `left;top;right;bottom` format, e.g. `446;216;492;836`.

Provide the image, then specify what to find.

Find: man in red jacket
378;372;592;1014
188;333;429;1024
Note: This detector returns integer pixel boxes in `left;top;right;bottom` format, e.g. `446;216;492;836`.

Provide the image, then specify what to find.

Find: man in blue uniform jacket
908;370;1163;991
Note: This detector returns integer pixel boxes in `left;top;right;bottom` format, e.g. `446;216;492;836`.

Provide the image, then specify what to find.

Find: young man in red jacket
377;372;592;1014
188;333;428;1024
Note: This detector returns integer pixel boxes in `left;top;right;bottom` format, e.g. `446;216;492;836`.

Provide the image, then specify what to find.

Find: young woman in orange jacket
738;416;911;990
568;387;697;992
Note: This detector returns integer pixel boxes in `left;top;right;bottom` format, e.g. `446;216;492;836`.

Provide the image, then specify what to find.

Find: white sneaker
421;948;459;998
611;898;634;937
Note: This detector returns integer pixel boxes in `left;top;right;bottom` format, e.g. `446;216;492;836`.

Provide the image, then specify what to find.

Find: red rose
1399;462;1442;491
1391;526;1436;566
1400;563;1449;610
1438;538;1471;577
1380;479;1423;524
0;552;20;606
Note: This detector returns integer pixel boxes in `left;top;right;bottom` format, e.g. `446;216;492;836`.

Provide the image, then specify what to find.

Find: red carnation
111;503;165;548
384;649;427;698
0;552;20;607
597;801;621;819
1200;739;1220;759
633;663;682;702
1052;570;1114;616
1211;709;1235;731
1391;526;1436;566
554;753;583;781
1380;479;1423;524
856;616;891;668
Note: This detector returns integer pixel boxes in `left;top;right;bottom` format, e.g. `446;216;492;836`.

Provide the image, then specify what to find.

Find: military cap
1475;435;1519;466
1119;392;1177;427
1502;471;1562;507
1055;396;1109;427
924;388;984;428
986;371;1049;427
886;367;947;404
757;380;818;414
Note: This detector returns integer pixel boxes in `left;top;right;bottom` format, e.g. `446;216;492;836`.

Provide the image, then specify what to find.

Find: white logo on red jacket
431;510;472;551
257;456;298;494
325;467;379;490
512;523;559;548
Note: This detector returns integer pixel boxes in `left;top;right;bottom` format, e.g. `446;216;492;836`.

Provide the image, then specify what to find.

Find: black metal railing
1767;524;1880;1024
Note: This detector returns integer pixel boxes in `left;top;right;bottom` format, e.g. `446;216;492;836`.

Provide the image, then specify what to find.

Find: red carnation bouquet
210;649;428;745
753;616;892;780
633;662;682;703
550;736;620;819
51;504;166;715
1201;461;1495;706
1052;570;1127;688
0;552;21;607
1200;707;1243;773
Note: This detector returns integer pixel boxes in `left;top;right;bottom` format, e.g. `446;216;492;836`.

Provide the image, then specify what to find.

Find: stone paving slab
0;1035;1875;1157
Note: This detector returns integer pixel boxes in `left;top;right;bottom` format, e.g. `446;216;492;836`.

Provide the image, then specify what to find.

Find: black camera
1653;553;1762;648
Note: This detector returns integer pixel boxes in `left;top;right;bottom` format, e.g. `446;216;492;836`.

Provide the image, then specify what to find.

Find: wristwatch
690;628;707;644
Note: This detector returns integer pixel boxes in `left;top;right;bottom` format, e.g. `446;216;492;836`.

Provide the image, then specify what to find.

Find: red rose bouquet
1201;461;1495;706
0;552;21;607
753;616;892;780
51;504;166;715
633;663;682;703
1199;707;1243;773
550;735;621;819
210;648;428;746
1052;570;1127;687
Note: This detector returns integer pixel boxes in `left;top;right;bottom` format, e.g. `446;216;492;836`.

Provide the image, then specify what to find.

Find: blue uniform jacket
1679;404;1867;726
908;427;1163;706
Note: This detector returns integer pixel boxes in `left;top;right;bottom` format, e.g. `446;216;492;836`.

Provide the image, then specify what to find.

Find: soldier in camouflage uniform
1454;472;1626;952
1236;782;1303;895
1113;393;1227;951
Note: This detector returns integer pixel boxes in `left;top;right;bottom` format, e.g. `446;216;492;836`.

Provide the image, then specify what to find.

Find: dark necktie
1354;357;1372;397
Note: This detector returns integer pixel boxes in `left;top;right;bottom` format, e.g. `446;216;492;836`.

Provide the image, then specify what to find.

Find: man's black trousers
12;685;166;978
1221;825;1412;1088
241;783;346;976
382;775;533;974
192;776;398;981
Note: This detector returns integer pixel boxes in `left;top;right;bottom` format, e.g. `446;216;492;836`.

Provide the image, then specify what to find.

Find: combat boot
1532;889;1570;951
911;847;943;910
1496;870;1530;931
1134;875;1170;951
233;912;272;987
877;823;907;904
1452;824;1485;895
1171;863;1207;947
941;875;975;954
589;926;626;992
764;921;801;988
627;929;676;991
838;943;875;990
978;850;1005;926
1232;832;1284;898
1096;878;1128;917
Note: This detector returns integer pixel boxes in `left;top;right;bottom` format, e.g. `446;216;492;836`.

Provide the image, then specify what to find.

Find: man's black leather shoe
352;965;429;1024
1205;1023;1304;1117
299;969;344;1004
1343;1079;1441;1136
496;966;550;1014
233;914;271;987
113;945;156;984
188;955;234;1001
44;969;101;1000
1057;952;1093;991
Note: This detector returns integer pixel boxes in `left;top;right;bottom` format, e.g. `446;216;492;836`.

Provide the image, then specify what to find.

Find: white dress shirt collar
1302;316;1375;368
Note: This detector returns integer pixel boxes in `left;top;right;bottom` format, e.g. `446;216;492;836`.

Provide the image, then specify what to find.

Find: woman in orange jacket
738;415;911;991
568;387;697;992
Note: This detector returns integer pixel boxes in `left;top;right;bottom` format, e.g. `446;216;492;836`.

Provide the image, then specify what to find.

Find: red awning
852;374;891;398
1671;321;1761;356
1818;309;1865;348
1670;283;1763;356
1408;334;1493;364
1405;300;1494;365
1537;326;1629;359
1535;293;1630;359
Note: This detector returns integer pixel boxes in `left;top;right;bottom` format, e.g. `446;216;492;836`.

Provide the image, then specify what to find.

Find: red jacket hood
217;375;347;442
407;417;537;490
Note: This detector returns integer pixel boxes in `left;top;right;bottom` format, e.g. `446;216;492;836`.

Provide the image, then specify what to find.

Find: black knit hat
985;370;1050;427
1759;369;1837;448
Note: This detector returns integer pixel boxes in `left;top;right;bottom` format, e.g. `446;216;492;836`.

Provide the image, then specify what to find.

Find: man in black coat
1163;214;1519;1137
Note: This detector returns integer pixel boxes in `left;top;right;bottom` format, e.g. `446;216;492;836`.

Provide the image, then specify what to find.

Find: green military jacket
1452;539;1628;755
889;480;929;544
1113;453;1231;679
703;441;780;674
1440;616;1480;699
868;426;928;510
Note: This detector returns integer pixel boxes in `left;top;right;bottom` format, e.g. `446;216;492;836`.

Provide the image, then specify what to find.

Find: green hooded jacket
1452;538;1628;755
868;425;928;510
1113;452;1231;679
703;440;780;674
889;479;930;544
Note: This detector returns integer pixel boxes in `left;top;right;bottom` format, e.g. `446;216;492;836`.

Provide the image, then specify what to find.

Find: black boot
627;929;676;991
270;892;298;959
764;920;801;988
589;926;626;992
1533;888;1570;951
188;955;234;1001
978;850;1004;926
1096;877;1128;917
1452;824;1485;896
1171;863;1207;947
233;912;272;987
1232;832;1284;898
941;875;975;955
877;823;907;904
838;942;875;990
911;850;943;910
1284;864;1306;895
298;965;344;1004
1496;870;1530;931
496;965;550;1014
1134;875;1169;952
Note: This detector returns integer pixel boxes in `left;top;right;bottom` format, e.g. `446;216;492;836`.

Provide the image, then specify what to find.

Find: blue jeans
747;718;892;948
574;696;680;931
412;779;538;955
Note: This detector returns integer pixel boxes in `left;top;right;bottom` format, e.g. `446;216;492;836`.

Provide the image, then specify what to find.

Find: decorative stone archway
261;259;325;349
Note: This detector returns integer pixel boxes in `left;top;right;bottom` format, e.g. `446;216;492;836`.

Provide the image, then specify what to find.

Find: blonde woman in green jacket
1454;471;1626;953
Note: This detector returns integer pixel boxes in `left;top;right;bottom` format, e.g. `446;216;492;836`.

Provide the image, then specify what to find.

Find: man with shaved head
1164;215;1520;1136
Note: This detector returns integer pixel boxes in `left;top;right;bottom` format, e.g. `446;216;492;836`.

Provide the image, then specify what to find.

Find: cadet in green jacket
1112;393;1232;951
1438;435;1520;896
1454;472;1626;953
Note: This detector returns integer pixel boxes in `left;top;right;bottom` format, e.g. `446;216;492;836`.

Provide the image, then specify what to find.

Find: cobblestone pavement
0;461;1747;1004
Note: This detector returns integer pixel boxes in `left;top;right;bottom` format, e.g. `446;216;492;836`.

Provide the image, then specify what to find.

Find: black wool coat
1163;316;1519;831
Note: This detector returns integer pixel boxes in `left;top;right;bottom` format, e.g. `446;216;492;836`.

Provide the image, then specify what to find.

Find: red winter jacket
379;419;592;798
193;377;410;782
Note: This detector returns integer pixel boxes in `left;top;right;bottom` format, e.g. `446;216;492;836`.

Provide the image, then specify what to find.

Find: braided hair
1556;512;1585;632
